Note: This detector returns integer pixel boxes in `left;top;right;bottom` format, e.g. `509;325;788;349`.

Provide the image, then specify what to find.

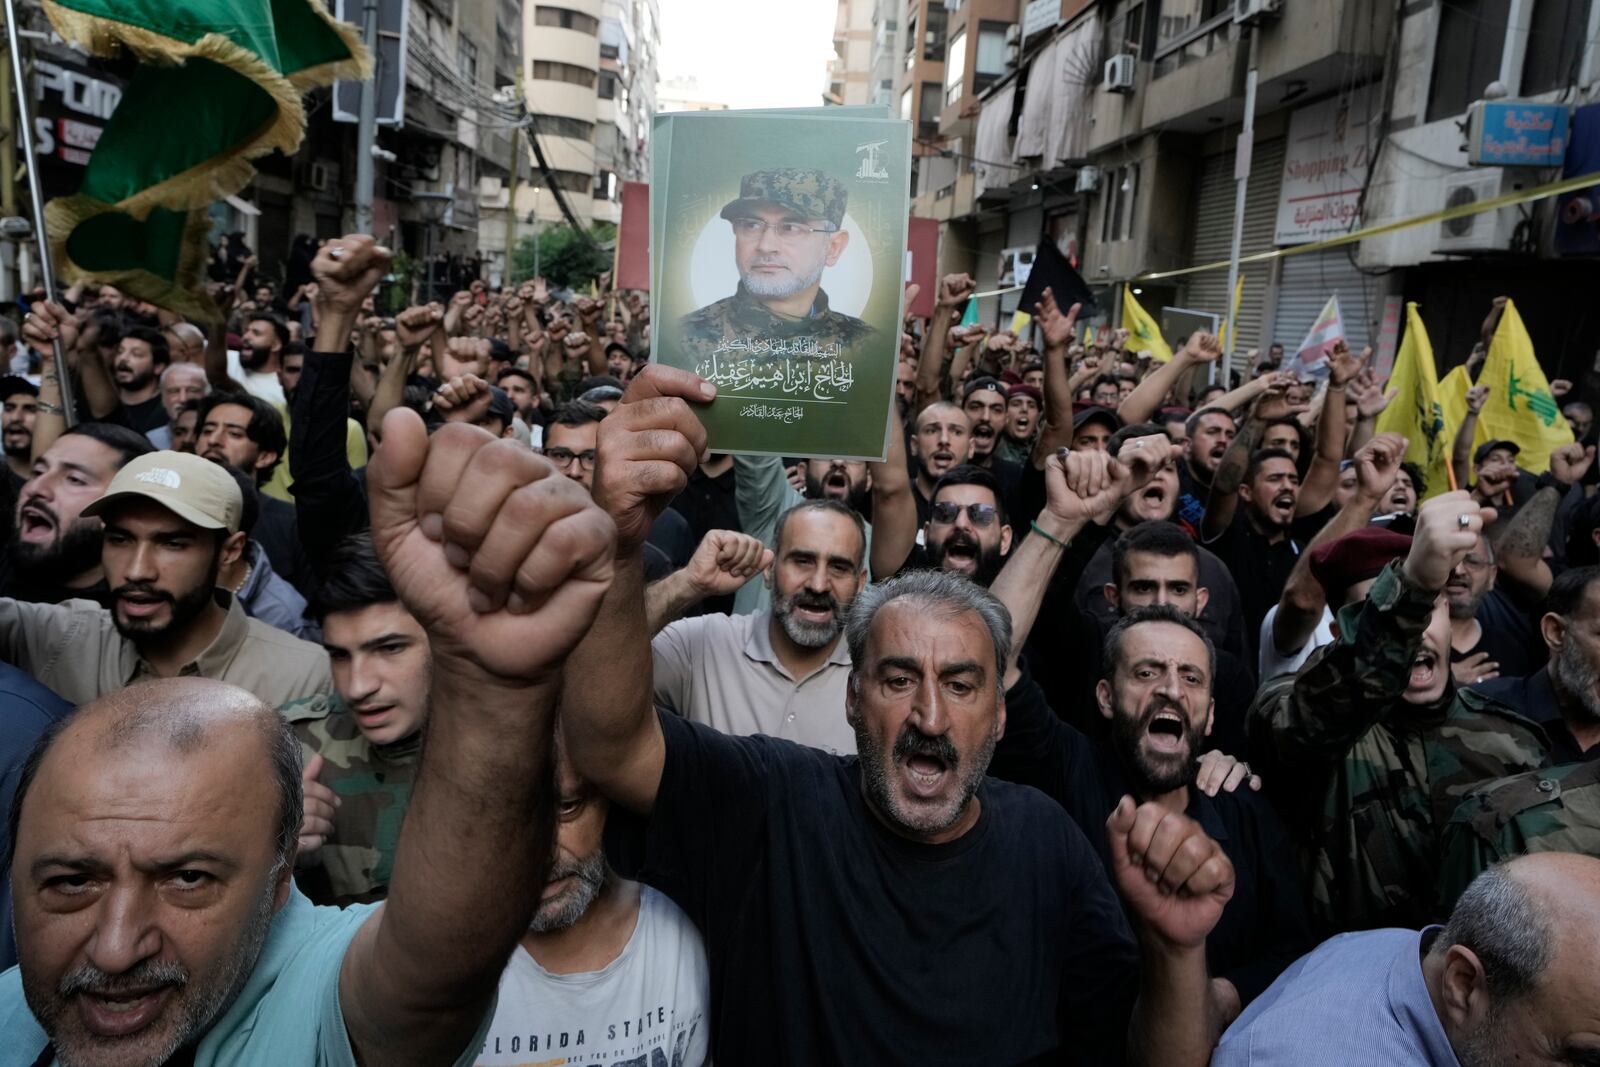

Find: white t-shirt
475;885;710;1066
1258;603;1335;681
226;349;287;406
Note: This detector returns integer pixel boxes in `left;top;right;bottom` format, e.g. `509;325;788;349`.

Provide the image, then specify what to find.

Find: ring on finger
329;246;346;259
1458;513;1473;529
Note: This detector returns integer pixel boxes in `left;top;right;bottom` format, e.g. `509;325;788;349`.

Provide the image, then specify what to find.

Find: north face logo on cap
135;468;181;489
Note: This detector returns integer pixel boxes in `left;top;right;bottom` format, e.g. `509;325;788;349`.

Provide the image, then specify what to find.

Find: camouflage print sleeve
1435;788;1514;913
1258;561;1439;773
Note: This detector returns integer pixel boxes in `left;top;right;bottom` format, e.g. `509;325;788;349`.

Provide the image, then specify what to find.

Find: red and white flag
1285;295;1345;379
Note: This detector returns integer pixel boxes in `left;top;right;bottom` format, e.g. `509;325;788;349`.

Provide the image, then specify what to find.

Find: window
900;85;913;120
925;5;948;59
905;10;919;69
1426;0;1509;121
535;115;594;140
974;20;1009;91
1100;163;1140;242
531;60;597;88
1153;0;1231;77
1521;0;1593;95
548;169;591;193
457;37;478;85
945;28;966;104
1104;2;1147;58
919;80;942;138
598;70;619;99
534;6;601;34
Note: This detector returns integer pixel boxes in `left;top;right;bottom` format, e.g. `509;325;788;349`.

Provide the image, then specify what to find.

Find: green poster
650;110;911;460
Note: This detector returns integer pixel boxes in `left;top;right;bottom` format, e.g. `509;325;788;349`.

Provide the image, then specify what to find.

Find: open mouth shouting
823;467;851;497
1144;708;1190;755
895;729;959;800
1408;647;1439;691
938;532;980;574
76;983;178;1038
1267;490;1297;522
17;500;57;544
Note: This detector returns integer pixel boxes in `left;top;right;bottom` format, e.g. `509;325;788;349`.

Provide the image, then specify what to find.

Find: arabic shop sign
1274;87;1375;245
1468;101;1570;168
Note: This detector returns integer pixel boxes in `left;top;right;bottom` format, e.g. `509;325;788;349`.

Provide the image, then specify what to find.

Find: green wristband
1030;520;1070;550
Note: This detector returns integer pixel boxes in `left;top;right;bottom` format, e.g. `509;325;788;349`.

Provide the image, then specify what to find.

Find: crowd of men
0;227;1594;1067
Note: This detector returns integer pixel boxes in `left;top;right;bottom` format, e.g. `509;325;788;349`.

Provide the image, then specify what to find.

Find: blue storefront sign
1468;101;1571;167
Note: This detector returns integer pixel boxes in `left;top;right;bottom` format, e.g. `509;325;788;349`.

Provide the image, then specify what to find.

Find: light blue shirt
0;886;488;1066
1212;927;1460;1067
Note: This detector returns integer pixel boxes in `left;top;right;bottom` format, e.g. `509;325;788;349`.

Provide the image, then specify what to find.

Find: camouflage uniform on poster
284;695;420;907
1247;561;1549;934
674;169;875;367
1436;759;1600;910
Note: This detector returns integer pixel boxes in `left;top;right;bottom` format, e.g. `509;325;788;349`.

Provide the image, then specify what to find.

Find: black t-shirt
606;710;1141;1065
107;395;168;435
1204;514;1321;657
987;674;1312;1007
1452;588;1546;680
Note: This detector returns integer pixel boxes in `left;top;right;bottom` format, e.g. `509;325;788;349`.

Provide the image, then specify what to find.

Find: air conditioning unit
302;160;329;192
1103;53;1136;93
1436;170;1520;253
1075;165;1102;193
1233;0;1283;23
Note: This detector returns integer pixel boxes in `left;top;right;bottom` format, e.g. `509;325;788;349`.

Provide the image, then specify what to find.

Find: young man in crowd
0;450;331;708
106;326;172;435
5;422;152;607
0;376;37;488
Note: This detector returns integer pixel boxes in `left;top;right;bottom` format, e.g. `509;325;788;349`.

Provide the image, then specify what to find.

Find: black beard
111;554;220;642
241;345;274;371
804;471;870;514
930;531;1005;586
4;436;30;460
9;520;102;587
1109;695;1204;796
1553;636;1600;724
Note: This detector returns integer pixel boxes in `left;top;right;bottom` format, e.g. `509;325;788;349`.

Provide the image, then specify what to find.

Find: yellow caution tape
1135;168;1600;281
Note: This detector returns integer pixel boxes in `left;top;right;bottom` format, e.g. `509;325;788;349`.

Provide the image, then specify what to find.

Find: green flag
41;0;369;319
960;297;979;327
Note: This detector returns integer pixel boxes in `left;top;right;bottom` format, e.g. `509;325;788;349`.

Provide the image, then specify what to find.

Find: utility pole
506;124;520;283
352;0;379;232
1221;26;1259;388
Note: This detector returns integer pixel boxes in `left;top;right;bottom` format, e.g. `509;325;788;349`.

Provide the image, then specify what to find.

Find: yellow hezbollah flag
1219;274;1244;350
1474;298;1572;475
1375;303;1452;499
1010;309;1032;336
1122;286;1173;362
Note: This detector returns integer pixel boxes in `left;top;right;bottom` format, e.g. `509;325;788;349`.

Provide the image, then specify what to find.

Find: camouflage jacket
1437;759;1600;909
1247;562;1549;934
285;698;421;907
673;284;875;369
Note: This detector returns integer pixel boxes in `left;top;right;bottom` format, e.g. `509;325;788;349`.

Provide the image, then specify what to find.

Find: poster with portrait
650;109;911;459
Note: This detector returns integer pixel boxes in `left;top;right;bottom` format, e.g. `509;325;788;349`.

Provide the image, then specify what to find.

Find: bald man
0;397;619;1066
1213;853;1600;1066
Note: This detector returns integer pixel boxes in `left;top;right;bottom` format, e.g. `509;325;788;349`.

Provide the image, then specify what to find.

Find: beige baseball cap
82;451;243;533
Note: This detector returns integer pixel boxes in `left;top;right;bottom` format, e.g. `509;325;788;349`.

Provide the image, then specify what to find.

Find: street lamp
413;190;453;303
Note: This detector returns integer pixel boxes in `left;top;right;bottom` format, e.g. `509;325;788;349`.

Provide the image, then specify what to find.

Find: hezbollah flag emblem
40;0;370;320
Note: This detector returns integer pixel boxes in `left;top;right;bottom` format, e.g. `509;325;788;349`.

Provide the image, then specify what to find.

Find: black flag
1018;234;1099;317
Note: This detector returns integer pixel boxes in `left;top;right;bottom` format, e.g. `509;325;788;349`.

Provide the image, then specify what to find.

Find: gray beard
529;850;607;933
31;869;279;1067
740;259;825;300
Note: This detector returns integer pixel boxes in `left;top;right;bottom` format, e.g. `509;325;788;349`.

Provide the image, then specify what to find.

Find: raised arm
1269;432;1404;664
868;409;919;578
1495;441;1594;605
1453;383;1489;490
1119;332;1222;426
1031;287;1082;464
342;403;617;1067
644;530;770;633
1256;492;1493;773
1298;345;1364;515
367;305;440;441
1343;368;1395;457
20;302;80;459
561;365;710;815
914;273;974;416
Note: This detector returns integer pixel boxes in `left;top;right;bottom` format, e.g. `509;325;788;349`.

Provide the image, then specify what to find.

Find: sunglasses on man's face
930;501;1000;527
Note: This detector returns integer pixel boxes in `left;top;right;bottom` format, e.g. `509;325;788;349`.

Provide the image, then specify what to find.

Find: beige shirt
0;591;332;710
651;610;858;755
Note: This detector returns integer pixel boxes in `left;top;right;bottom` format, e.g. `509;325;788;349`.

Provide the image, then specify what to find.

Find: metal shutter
1184;136;1285;353
1271;247;1380;355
